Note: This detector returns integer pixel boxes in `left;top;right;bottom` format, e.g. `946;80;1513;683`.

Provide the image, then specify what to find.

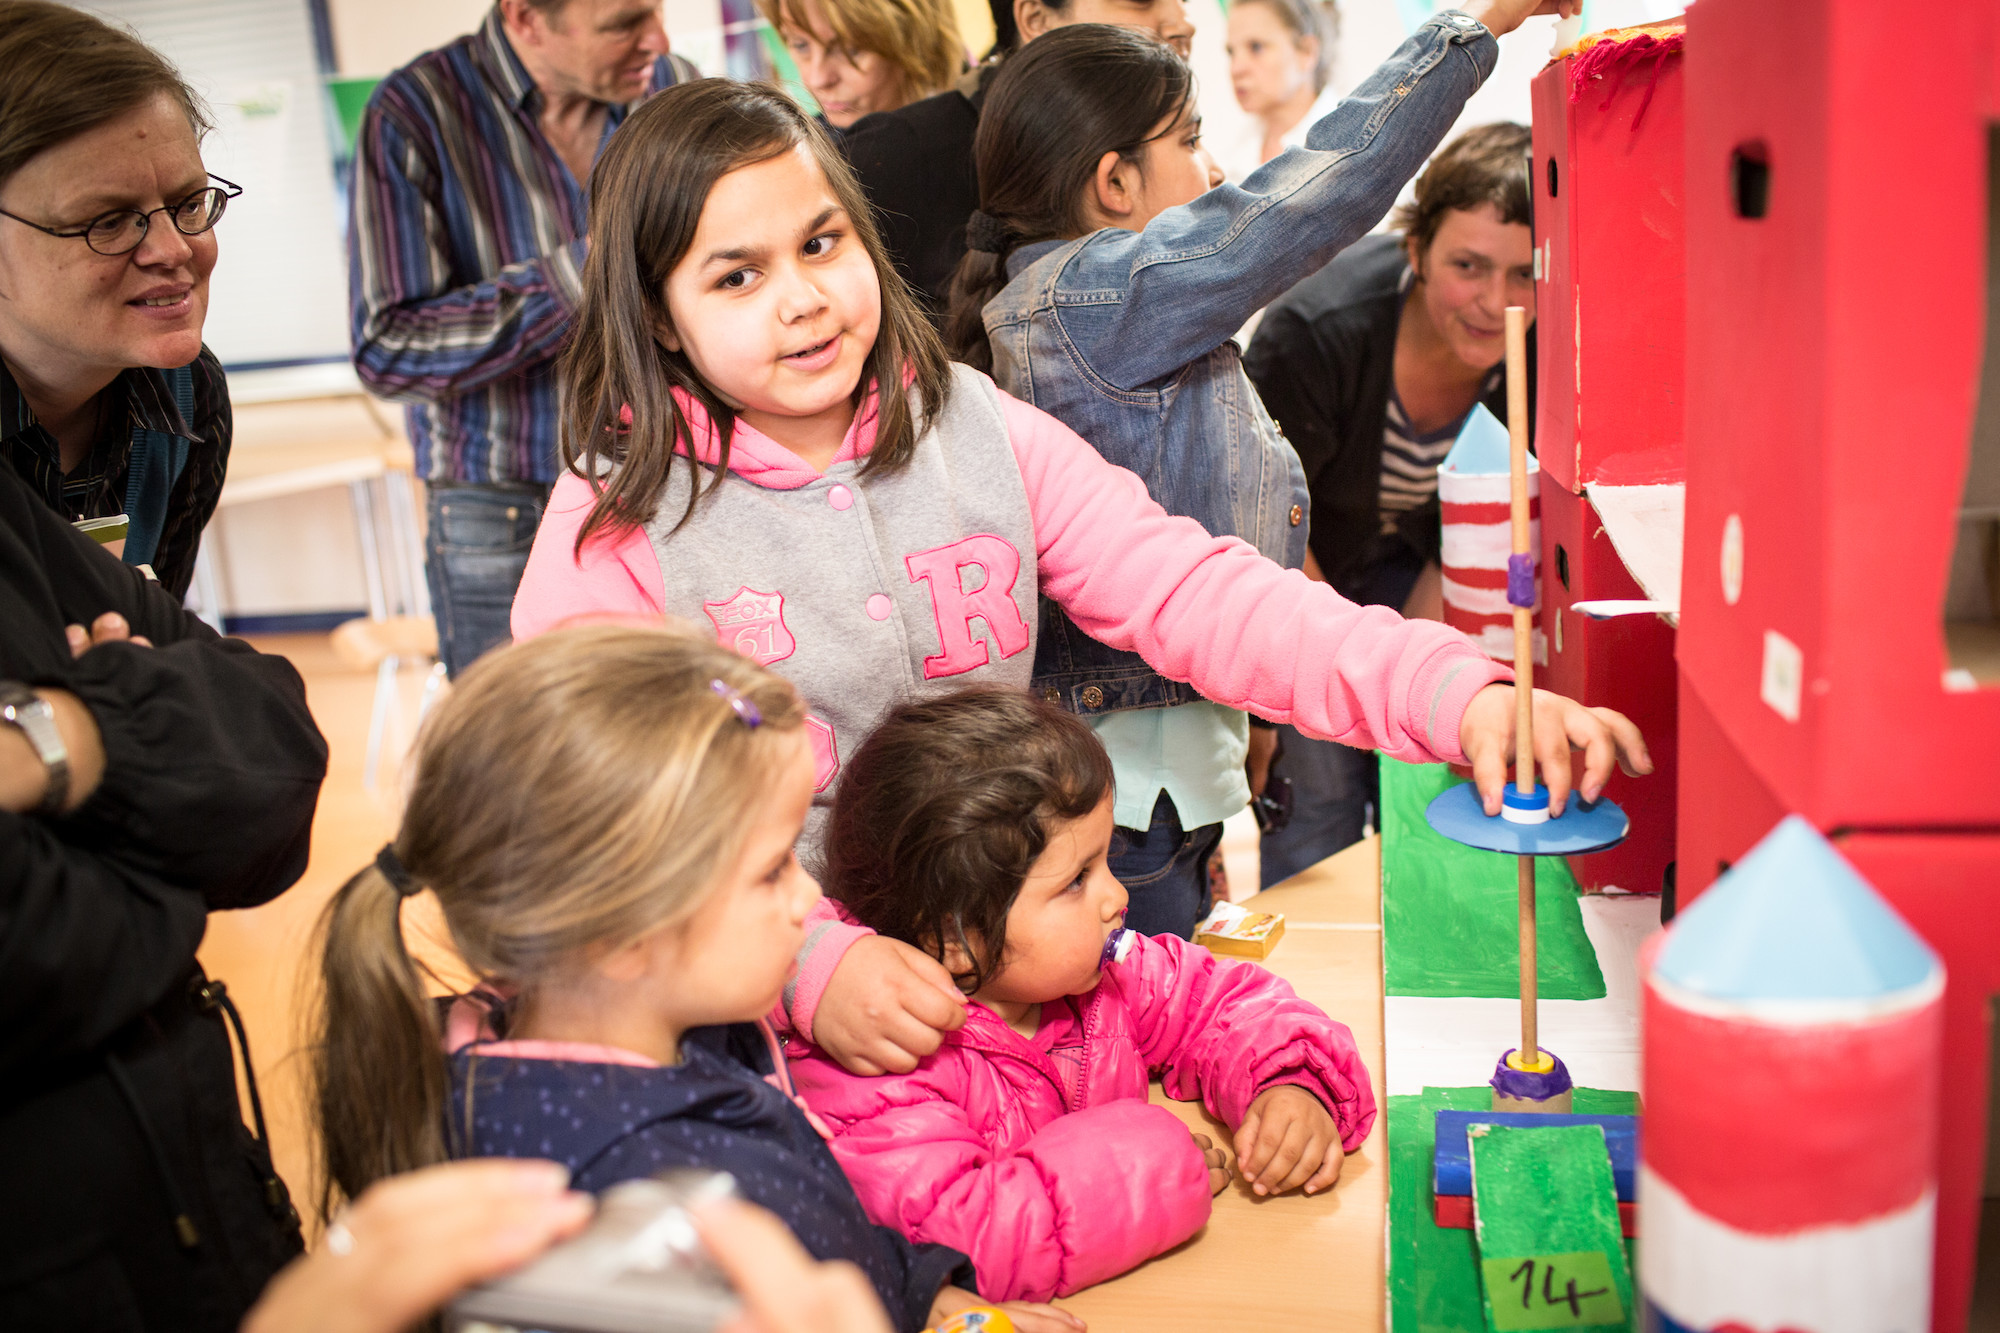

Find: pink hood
787;930;1375;1302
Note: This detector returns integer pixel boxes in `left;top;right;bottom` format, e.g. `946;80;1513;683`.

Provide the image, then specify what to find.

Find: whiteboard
81;1;355;382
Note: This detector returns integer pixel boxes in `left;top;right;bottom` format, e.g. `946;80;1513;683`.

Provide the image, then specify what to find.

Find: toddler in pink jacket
788;688;1376;1303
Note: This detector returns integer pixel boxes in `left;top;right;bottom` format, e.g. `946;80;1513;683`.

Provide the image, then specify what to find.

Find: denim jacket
983;11;1497;714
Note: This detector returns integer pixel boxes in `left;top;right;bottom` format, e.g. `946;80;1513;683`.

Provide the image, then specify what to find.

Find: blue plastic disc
1424;780;1629;856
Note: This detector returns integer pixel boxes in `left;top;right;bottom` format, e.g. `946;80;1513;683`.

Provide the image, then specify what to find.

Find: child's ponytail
943;25;1197;370
313;853;448;1217
310;625;808;1216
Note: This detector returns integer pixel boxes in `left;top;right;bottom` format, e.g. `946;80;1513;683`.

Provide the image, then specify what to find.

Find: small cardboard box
1195;900;1285;959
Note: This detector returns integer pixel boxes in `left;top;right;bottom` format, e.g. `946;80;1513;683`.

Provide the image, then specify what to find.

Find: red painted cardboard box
1678;688;2000;1333
1678;0;2000;829
1834;831;2000;1333
1539;483;1677;895
1530;32;1685;493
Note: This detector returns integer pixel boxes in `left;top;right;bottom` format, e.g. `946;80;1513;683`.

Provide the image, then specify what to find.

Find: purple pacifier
1100;924;1135;967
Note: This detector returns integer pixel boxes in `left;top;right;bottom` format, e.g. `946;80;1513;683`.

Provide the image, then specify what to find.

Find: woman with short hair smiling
0;0;239;599
1244;121;1537;885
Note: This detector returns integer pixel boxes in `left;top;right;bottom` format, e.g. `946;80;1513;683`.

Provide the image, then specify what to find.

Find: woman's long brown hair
311;624;804;1217
562;79;952;552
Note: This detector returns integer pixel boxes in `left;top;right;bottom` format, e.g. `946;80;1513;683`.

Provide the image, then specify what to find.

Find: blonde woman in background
1219;0;1341;181
764;0;967;128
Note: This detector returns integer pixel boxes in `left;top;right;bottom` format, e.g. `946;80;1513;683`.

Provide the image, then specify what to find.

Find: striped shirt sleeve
346;94;586;405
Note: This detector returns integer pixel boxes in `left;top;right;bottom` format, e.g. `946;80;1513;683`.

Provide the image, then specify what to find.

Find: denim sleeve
1049;12;1496;390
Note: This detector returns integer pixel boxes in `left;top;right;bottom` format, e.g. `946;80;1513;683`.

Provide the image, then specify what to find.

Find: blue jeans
1111;792;1225;940
424;482;550;678
1258;727;1376;887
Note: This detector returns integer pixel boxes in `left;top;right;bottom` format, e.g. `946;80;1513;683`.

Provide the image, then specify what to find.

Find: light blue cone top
1655;815;1940;1002
1440;402;1515;476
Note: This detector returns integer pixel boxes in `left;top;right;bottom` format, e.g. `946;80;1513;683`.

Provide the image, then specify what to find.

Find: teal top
1090;702;1251;832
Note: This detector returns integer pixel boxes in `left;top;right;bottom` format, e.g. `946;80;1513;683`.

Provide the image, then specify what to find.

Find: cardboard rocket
1439;403;1544;665
1640;816;1943;1333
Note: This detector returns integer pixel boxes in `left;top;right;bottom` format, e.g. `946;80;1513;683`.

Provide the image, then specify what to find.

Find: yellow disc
1504;1048;1556;1074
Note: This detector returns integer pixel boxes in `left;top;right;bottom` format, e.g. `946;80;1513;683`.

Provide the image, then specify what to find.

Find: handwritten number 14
1508;1259;1610;1318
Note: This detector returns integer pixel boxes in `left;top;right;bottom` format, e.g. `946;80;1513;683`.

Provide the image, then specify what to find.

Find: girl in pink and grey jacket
508;80;1645;1079
788;689;1375;1303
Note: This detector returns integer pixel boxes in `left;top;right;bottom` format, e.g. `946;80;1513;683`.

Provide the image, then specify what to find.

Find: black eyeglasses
0;174;242;256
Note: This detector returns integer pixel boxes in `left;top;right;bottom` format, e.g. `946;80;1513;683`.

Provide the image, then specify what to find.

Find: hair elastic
710;679;762;728
374;843;421;898
964;210;1012;255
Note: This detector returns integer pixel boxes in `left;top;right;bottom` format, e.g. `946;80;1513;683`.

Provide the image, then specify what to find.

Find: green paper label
1479;1251;1625;1330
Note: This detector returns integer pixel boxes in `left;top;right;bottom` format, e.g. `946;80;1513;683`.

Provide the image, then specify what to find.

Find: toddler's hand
813;934;967;1075
930;1284;1086;1333
1191;1130;1232;1196
1234;1086;1344;1197
1458;684;1651;818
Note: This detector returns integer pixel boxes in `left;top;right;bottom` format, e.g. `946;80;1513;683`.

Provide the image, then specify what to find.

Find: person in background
0;458;328;1329
0;0;238;600
1217;0;1341;182
348;0;698;677
763;0;966;131
1243;121;1536;885
240;1160;899;1333
837;0;1194;321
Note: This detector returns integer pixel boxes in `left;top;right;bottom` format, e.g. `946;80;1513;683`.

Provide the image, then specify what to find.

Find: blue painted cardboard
1443;401;1514;476
1433;1112;1639;1202
1654;815;1940;1002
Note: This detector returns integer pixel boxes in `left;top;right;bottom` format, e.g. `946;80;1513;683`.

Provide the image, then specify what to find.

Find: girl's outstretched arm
1004;387;1499;762
1048;13;1497;390
1001;387;1649;793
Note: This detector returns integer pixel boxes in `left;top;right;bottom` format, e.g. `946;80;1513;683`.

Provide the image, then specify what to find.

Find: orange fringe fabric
1560;20;1686;130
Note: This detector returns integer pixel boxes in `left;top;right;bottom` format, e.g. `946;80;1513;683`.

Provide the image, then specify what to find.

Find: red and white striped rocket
1438;403;1544;664
1640;815;1943;1333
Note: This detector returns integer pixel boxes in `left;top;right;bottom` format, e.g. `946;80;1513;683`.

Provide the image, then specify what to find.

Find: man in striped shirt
349;0;697;675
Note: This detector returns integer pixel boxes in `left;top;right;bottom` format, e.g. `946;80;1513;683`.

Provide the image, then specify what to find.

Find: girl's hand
1234;1086;1345;1197
814;935;968;1075
1458;684;1651;818
239;1159;595;1333
1456;0;1580;38
695;1196;896;1333
1191;1130;1232;1196
929;1285;1086;1333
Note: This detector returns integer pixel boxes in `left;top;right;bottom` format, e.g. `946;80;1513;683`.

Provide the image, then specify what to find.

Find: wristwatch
0;681;69;816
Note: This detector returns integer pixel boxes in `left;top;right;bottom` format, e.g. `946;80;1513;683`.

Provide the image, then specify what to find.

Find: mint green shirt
1089;702;1251;832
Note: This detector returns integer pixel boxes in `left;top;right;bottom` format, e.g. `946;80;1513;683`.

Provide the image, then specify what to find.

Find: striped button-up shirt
348;7;695;484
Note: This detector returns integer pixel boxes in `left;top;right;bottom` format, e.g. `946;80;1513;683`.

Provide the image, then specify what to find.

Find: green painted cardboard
1468;1125;1633;1332
1388;1088;1639;1333
1381;759;1607;999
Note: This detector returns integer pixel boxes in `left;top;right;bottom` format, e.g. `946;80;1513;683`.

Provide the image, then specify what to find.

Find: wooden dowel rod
1505;305;1534;796
1518;854;1539;1062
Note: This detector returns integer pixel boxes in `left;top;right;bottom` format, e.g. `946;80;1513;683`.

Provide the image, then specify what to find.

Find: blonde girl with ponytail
309;624;1060;1333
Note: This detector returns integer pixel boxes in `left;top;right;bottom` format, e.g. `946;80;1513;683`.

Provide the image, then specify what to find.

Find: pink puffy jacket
787;930;1376;1302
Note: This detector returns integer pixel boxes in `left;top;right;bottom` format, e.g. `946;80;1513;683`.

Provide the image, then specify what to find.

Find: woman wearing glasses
0;8;321;1333
0;0;241;599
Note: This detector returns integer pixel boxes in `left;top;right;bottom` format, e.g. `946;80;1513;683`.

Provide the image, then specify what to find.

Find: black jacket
1244;233;1534;600
0;466;326;1330
841;69;989;324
